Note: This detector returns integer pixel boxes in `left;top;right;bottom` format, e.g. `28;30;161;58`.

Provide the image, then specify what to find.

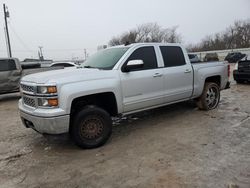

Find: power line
8;23;33;54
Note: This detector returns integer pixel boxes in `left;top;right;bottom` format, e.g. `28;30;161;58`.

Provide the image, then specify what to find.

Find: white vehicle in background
19;43;230;149
50;62;77;68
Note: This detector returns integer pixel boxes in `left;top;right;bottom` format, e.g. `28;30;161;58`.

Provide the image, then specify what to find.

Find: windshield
81;47;129;70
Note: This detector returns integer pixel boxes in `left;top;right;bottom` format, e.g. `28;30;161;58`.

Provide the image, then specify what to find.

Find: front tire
70;106;112;149
196;82;220;111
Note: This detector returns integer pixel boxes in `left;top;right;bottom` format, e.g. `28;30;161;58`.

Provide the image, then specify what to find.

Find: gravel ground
0;68;250;188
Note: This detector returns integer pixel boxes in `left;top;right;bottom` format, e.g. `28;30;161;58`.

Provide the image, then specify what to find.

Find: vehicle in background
188;54;201;63
21;61;41;69
203;53;219;62
225;52;246;63
0;58;22;94
22;58;53;68
19;43;230;149
0;58;63;95
233;54;250;83
50;62;77;68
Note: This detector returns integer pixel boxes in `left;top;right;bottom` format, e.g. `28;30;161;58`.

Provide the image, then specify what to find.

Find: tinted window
160;46;186;67
125;46;157;71
0;59;17;71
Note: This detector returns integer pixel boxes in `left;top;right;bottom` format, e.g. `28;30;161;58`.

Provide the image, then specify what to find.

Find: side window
8;60;17;70
0;59;17;71
125;46;157;71
160;46;186;67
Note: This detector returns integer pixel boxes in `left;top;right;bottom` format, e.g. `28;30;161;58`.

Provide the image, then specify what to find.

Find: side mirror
123;60;144;72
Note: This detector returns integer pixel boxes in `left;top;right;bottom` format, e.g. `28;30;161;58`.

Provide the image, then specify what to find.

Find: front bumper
233;70;250;81
20;110;70;134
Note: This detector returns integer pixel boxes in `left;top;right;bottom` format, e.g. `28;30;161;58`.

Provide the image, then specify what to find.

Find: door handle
153;73;163;78
184;69;192;73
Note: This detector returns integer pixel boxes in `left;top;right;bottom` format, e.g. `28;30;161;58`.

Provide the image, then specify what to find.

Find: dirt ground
0;67;250;188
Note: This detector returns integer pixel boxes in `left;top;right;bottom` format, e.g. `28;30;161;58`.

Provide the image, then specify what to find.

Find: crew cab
19;43;230;149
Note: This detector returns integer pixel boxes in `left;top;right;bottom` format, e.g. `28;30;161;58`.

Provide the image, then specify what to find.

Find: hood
21;68;116;85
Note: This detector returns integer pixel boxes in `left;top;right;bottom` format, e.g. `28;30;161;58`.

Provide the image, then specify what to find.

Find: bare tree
188;19;250;52
108;23;182;46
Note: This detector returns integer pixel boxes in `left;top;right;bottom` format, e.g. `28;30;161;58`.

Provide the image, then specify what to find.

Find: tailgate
238;60;250;72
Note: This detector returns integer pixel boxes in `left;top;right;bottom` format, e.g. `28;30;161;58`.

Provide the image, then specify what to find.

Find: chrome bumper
20;110;70;134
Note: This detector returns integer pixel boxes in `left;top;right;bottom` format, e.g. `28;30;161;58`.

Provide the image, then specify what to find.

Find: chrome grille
21;84;35;93
23;96;36;108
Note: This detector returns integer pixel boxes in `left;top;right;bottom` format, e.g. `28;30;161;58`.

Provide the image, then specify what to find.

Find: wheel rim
206;86;219;109
80;116;104;139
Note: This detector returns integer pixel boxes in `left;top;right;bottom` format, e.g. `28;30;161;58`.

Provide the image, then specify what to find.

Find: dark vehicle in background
188;54;201;63
0;58;22;94
233;55;250;83
21;61;41;69
203;53;219;62
225;52;246;63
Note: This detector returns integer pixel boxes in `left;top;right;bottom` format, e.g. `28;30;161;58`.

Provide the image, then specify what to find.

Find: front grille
21;84;35;93
23;96;36;108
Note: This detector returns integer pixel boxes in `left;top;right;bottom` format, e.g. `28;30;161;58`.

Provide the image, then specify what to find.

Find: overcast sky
0;0;249;60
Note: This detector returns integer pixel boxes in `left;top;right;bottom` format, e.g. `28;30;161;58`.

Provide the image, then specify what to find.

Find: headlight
37;86;57;94
38;98;58;107
234;63;238;70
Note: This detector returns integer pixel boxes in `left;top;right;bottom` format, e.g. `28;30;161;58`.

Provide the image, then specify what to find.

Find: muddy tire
70;106;112;149
196;82;220;111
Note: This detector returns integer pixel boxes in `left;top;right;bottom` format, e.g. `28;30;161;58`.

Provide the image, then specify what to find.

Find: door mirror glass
123;60;144;72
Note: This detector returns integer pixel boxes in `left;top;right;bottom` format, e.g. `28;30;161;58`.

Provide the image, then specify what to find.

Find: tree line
187;19;250;52
109;23;181;46
108;19;250;52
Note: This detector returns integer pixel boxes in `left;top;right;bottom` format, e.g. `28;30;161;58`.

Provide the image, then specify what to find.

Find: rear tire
70;106;112;149
196;82;220;111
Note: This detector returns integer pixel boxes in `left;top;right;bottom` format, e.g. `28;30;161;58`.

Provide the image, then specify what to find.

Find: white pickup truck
19;43;230;148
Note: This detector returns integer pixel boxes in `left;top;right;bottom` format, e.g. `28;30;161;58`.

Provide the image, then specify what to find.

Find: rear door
159;46;193;103
0;59;21;94
120;46;164;112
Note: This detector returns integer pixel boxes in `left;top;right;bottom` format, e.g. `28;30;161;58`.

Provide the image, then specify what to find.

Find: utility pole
84;49;87;60
38;46;44;61
3;4;12;57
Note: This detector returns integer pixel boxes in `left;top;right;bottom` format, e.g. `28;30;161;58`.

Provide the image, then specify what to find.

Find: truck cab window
0;59;17;71
125;46;157;71
160;46;186;67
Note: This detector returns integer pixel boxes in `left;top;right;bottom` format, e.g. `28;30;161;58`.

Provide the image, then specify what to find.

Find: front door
120;46;164;113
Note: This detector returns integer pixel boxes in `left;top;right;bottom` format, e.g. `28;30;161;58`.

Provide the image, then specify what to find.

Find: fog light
48;99;58;106
38;98;58;107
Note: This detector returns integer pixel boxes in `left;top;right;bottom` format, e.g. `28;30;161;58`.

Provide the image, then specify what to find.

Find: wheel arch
205;75;221;87
70;92;118;117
